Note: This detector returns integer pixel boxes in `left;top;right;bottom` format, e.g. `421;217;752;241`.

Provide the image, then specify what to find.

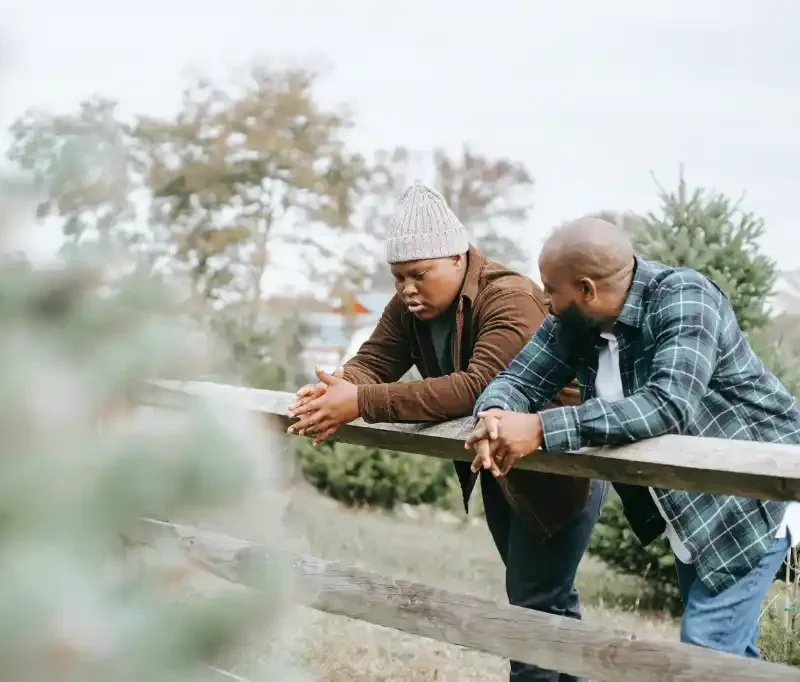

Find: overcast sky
0;0;798;288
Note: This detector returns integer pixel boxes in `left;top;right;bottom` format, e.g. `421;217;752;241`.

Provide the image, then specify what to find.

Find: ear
579;277;598;303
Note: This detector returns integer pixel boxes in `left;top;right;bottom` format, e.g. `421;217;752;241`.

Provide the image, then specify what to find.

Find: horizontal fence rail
142;380;800;502
136;380;800;681
134;518;800;682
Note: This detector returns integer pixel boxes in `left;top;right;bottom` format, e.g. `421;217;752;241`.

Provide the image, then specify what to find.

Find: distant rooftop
271;289;395;352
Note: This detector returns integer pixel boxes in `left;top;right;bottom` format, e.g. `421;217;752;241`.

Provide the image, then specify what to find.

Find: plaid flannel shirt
475;257;800;594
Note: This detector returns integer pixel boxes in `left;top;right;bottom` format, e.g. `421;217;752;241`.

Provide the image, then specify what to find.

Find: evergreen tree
632;169;776;332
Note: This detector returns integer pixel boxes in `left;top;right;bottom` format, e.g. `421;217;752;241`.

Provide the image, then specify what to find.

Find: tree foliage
8;65;380;393
8;66;371;305
633;170;776;332
7;96;143;256
138;67;368;310
434;146;534;269
7;68;538;397
355;145;535;281
0;182;304;680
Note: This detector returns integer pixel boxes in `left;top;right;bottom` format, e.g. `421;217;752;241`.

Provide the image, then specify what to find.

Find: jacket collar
460;245;484;303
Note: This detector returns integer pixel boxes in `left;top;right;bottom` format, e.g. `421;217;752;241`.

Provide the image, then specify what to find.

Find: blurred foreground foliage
0;192;307;680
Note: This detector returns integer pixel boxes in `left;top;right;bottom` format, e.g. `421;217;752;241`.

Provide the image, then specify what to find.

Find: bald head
540;216;634;282
539;216;636;335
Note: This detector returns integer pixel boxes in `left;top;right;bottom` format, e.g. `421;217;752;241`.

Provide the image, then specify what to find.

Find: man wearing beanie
288;184;608;682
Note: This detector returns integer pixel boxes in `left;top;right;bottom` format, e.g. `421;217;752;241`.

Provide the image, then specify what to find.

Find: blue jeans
676;534;791;657
482;474;609;681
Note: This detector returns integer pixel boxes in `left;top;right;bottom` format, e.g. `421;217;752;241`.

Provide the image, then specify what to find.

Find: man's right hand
465;408;503;477
288;368;344;416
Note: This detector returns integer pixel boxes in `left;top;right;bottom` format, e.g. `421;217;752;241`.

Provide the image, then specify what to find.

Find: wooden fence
140;379;800;682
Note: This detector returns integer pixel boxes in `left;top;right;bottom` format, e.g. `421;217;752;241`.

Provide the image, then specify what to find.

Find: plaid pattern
475;258;800;594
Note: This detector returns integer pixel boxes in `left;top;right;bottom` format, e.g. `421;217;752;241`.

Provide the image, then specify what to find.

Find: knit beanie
385;184;470;263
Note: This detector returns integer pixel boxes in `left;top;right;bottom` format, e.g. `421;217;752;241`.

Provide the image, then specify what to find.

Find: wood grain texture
141;380;800;501
136;519;800;682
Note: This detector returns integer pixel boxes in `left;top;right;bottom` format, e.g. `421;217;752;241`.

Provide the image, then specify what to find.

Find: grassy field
185;482;679;681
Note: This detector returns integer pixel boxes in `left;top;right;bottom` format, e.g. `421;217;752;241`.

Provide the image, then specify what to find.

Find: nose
402;280;418;298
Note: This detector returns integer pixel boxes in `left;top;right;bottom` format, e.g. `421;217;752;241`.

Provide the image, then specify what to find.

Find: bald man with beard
468;216;800;659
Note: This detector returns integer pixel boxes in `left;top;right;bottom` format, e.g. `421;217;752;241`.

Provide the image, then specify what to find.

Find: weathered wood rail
143;380;800;501
138;379;800;682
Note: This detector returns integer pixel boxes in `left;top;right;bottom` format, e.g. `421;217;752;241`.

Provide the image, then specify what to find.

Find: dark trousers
481;472;609;682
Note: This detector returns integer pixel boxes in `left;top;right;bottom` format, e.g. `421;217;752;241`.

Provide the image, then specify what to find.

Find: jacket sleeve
341;295;414;386
357;288;553;423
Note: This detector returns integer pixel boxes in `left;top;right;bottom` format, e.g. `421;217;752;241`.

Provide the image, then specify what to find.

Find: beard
552;302;598;339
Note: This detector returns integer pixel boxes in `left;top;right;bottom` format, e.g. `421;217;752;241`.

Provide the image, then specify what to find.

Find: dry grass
181;482;678;681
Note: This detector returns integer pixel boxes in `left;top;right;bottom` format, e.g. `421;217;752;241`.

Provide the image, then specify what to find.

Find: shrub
587;492;682;615
758;548;800;667
759;606;800;667
294;437;462;510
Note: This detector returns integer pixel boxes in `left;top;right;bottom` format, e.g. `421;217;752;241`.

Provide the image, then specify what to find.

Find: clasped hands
287;368;544;472
465;409;544;477
286;366;359;446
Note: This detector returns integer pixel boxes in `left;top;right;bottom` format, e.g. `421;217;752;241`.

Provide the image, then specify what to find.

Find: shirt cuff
474;388;518;415
539;405;582;453
474;401;509;414
472;399;511;424
357;383;392;423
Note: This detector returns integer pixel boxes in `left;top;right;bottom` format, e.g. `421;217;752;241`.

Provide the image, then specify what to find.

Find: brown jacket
343;246;590;540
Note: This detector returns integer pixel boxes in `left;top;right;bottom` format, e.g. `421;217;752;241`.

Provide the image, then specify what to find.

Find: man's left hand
287;367;360;445
470;410;544;476
288;368;344;414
